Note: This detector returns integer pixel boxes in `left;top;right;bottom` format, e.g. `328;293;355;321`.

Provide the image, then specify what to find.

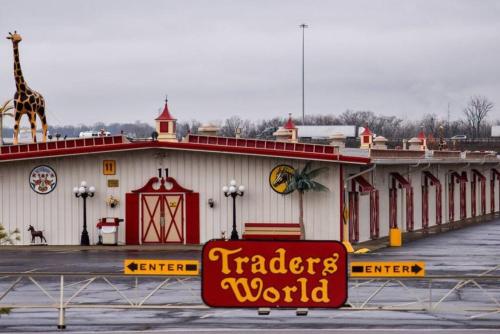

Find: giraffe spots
30;123;35;129
23;102;32;111
16;70;22;76
20;84;26;91
29;95;35;103
20;92;27;101
15;113;21;121
14;124;18;130
14;92;19;99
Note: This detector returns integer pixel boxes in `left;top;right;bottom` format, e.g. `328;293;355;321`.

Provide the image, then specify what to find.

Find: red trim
244;223;300;228
491;169;500;213
186;193;200;244
370;190;379;239
449;174;455;222
389;173;413;231
242;234;301;240
352;175;374;193
422;183;429;229
389;187;397;228
142;195;162;243
125;193;140;245
155;101;175;120
340;165;344;242
164;194;184;243
283;115;296;130
360;127;372;136
160;122;169;132
472;170;486;215
423;171;440;185
348;191;359;242
132;176;193;193
390;172;411;189
423;171;442;226
460;172;467;219
0;135;370;165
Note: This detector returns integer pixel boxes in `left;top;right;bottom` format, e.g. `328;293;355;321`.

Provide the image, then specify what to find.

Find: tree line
2;95;494;140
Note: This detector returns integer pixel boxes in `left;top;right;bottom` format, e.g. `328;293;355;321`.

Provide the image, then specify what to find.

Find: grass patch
0;307;12;315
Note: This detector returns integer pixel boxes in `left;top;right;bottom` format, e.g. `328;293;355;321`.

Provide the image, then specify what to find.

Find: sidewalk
1;213;498;253
353;212;500;252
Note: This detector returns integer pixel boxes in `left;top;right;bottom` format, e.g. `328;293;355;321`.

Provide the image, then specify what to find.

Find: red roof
360;127;372;136
283;114;296;130
0;135;370;165
155;100;175;121
417;130;426;140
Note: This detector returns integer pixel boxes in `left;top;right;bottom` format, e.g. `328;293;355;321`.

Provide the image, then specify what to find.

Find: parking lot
1;219;500;333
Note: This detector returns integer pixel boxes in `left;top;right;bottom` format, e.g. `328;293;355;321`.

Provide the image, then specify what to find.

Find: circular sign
269;164;295;194
29;165;57;194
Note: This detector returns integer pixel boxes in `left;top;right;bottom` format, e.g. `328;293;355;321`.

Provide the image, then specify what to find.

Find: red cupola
155;97;177;142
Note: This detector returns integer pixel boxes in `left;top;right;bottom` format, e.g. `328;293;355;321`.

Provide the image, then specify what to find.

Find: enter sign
350;261;425;277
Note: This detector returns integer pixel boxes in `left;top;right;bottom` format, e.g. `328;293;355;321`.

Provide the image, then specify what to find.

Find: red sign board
202;240;347;308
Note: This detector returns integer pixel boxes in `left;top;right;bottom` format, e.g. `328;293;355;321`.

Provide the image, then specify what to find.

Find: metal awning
352;175;375;193
390;172;411;189
423;171;440;186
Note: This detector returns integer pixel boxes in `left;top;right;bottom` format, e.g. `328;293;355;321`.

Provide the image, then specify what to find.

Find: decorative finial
165;94;168;103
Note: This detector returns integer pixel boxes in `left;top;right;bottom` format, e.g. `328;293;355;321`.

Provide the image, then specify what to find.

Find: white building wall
0;149;342;245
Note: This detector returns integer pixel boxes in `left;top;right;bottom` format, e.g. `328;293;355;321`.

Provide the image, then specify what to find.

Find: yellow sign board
107;179;119;187
124;259;200;276
350;261;425;277
103;160;116;175
269;164;295;194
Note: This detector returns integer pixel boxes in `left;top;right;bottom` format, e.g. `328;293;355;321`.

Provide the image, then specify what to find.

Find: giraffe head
6;31;22;43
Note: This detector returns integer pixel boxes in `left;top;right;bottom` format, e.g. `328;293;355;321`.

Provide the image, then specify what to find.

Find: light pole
299;23;308;125
222;180;245;240
73;181;95;246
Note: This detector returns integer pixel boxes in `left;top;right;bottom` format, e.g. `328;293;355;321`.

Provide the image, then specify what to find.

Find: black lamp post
223;180;245;240
73;181;95;246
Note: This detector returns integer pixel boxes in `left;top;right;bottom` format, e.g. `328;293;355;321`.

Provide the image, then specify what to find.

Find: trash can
96;218;123;245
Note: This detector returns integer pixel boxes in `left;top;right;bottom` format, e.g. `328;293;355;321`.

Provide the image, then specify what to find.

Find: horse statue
28;225;47;244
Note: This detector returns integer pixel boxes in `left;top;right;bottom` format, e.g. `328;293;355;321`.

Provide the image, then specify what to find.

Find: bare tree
463;95;494;138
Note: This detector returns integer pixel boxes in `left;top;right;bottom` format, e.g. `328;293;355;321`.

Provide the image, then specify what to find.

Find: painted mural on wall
29;165;57;194
269;164;295;194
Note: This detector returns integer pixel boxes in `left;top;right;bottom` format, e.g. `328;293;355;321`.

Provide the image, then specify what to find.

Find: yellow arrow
124;259;199;276
350;261;425;277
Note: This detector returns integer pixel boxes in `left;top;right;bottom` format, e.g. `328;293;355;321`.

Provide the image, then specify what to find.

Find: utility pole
447;102;450;137
299;23;308;125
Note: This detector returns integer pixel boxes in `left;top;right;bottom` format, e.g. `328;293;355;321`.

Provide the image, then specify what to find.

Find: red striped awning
390;172;411;189
423;171;440;186
352;175;375;193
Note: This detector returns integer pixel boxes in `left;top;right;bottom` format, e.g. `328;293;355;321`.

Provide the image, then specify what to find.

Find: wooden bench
242;223;301;240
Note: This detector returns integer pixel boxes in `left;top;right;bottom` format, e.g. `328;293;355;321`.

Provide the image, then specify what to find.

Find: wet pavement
0;218;499;332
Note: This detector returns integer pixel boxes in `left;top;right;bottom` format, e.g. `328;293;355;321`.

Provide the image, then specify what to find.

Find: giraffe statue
6;31;48;145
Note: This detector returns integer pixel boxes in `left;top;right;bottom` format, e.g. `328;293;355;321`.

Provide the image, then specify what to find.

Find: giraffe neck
12;43;27;91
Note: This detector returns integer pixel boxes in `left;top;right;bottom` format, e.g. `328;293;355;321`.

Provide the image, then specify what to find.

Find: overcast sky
1;0;499;127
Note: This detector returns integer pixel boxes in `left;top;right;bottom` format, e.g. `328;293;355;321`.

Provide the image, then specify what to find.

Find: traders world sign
202;240;347;308
29;165;57;194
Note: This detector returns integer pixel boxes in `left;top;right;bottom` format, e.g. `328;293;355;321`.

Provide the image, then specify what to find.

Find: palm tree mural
286;162;329;239
0;99;14;146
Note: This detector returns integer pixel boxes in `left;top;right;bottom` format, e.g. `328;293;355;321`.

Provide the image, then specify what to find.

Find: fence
1;270;499;329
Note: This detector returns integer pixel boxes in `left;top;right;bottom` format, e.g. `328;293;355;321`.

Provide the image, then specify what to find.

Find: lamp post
73;181;95;246
222;180;245;240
